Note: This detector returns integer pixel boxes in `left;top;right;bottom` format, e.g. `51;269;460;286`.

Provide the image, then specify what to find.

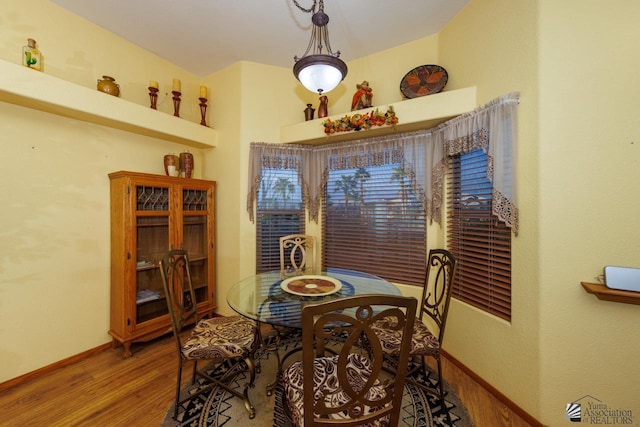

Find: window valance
247;92;519;232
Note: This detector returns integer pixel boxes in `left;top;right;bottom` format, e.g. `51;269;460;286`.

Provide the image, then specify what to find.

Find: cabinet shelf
280;86;477;145
0;59;217;149
581;282;640;306
136;263;158;272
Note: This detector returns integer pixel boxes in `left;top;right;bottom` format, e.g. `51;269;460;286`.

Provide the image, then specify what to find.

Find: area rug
162;336;473;427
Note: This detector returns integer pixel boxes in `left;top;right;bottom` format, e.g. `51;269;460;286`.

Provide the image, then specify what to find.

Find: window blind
322;164;426;286
447;149;512;321
256;168;305;273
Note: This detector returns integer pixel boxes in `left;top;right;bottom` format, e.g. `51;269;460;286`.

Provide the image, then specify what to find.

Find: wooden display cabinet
108;171;216;357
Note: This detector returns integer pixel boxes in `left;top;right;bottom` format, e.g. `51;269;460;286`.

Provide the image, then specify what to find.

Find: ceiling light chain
292;0;317;14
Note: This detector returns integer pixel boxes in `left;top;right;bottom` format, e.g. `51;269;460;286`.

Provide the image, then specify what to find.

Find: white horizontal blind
322;164;426;286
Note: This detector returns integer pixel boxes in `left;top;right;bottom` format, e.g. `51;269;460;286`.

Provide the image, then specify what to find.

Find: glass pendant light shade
294;54;347;94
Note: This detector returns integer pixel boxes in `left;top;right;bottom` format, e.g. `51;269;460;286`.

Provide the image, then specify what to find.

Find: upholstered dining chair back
282;294;417;426
279;234;316;275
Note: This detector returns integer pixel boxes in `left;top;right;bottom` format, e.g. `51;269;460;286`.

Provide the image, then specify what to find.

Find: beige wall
2;1;640;426
0;0;209;381
438;0;542;417
537;0;640;423
439;0;640;424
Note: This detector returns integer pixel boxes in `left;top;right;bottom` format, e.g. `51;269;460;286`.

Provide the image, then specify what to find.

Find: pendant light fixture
293;0;348;94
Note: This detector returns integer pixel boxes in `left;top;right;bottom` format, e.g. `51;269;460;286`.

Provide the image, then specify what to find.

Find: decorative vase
97;75;120;97
163;154;179;176
304;104;315;121
180;151;194;178
318;95;328;118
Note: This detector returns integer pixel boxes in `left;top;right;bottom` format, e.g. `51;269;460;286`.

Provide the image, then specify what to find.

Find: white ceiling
50;0;469;77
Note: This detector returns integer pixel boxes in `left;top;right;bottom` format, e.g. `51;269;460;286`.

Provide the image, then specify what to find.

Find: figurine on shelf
318;95;329;118
351;80;373;111
22;38;42;71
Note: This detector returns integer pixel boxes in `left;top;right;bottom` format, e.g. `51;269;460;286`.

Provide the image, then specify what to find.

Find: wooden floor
0;334;535;426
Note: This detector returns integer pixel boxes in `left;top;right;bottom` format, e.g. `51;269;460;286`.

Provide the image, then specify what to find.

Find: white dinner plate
280;275;342;297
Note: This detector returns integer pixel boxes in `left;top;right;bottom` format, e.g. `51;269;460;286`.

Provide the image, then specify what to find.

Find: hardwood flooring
0;334;536;426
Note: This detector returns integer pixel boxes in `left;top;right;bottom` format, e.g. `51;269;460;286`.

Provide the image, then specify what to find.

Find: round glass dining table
227;267;401;329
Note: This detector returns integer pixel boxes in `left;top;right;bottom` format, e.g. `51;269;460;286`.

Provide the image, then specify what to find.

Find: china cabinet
108;171;216;357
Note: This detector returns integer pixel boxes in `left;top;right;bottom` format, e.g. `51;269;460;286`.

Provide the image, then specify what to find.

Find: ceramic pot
164;154;179;176
97;75;120;97
304;104;315;121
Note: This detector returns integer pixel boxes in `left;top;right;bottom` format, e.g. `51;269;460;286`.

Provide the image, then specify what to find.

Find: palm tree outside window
323;163;427;286
256;168;304;272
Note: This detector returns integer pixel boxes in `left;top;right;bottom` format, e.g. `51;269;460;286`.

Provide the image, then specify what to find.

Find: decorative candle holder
172;91;182;117
199;97;208;126
148;87;159;110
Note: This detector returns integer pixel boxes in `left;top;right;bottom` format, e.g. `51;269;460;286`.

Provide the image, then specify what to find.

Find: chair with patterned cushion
160;249;259;420
281;294;417;426
279;234;316;276
372;249;456;423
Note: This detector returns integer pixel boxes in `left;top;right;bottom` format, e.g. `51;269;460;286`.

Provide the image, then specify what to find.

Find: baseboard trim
0;342;112;393
442;349;543;427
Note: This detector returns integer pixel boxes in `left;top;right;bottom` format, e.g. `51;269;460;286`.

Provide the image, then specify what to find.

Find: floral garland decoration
322;106;399;135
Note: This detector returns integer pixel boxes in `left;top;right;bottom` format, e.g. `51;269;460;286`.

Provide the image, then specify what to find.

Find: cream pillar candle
199;85;208;98
149;80;159;89
172;79;181;92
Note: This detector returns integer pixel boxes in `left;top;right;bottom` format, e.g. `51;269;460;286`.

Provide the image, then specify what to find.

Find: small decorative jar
97;75;120;97
304;104;315;121
22;38;42;71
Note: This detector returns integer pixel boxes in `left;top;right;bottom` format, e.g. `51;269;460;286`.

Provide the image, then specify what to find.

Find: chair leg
173;359;184;420
434;355;453;426
242;356;257;419
191;359;198;383
194;357;257;420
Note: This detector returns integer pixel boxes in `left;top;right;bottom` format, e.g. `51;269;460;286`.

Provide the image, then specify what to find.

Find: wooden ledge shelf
581;282;640;306
280;86;477;145
0;58;216;149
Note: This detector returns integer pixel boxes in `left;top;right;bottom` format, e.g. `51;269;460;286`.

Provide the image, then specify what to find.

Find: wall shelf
581;282;640;306
280;86;477;145
0;59;216;149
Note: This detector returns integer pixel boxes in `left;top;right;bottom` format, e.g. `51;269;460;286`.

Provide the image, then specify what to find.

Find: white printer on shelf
604;266;640;293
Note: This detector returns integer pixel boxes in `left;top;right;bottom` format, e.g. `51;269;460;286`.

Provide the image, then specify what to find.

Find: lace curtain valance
247;91;519;232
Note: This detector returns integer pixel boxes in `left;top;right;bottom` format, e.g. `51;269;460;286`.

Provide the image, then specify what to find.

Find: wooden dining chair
281;294;417;426
372;249;457;423
160;249;260;420
279;234;316;276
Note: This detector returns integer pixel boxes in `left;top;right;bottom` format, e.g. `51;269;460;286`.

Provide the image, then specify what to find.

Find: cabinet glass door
182;188;210;305
135;185;170;324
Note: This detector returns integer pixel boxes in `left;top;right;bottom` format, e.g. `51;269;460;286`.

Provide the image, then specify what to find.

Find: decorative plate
281;275;342;297
400;65;448;99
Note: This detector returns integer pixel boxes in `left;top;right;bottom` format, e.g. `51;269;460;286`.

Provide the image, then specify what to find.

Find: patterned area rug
162;334;473;427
